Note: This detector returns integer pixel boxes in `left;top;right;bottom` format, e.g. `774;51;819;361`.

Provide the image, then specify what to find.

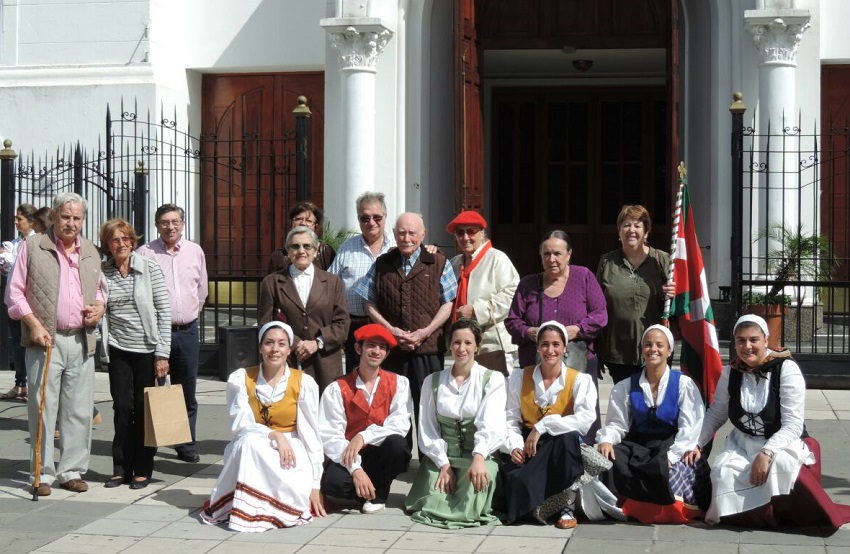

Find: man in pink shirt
137;204;208;463
6;192;105;496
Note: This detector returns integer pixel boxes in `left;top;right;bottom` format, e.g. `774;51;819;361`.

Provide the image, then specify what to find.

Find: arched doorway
456;0;677;275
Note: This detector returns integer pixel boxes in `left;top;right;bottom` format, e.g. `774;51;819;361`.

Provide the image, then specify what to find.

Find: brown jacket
257;267;350;392
374;246;448;355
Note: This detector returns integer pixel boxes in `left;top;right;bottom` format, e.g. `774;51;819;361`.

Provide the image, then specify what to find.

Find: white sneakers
361;501;386;514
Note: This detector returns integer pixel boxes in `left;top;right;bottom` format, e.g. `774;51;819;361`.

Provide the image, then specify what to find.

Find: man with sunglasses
137;203;208;464
328;192;396;374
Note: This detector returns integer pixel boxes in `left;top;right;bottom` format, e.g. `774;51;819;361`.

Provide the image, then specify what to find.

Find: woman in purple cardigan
505;230;608;443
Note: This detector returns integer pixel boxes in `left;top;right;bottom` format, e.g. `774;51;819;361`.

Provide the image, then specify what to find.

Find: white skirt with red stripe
201;432;313;532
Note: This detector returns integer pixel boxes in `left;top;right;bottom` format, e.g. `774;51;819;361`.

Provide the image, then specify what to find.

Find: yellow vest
245;366;302;432
520;365;578;429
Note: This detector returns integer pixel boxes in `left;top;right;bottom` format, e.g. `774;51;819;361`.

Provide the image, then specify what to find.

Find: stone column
321;17;393;231
744;8;810;231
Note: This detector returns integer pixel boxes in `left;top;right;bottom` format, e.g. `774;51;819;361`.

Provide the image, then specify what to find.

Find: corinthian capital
745;12;810;66
322;21;393;72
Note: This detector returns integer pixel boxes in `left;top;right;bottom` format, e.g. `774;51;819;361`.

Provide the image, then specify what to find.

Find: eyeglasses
110;236;133;246
292;216;317;226
157;219;183;228
454;227;481;237
359;214;384;224
287;243;315;252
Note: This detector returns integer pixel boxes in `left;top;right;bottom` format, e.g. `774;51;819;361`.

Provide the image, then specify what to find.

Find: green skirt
405;455;502;529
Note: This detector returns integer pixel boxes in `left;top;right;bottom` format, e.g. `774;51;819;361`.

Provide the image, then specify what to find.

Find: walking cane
32;343;52;502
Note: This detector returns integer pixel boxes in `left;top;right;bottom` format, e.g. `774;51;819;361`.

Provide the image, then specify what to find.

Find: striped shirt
328;232;395;317
103;258;171;356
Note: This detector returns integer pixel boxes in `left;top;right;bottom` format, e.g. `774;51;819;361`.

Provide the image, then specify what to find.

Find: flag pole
663;162;687;326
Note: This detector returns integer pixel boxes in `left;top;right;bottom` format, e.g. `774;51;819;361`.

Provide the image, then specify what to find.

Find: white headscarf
641;324;675;351
258;321;294;346
733;314;769;338
537;320;569;344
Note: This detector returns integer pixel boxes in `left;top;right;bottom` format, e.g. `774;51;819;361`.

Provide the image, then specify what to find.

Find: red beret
446;210;488;234
354;324;398;349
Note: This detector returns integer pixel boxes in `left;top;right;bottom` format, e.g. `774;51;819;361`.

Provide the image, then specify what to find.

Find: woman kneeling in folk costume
501;321;597;529
405;318;507;528
201;321;326;532
583;324;711;523
694;315;850;529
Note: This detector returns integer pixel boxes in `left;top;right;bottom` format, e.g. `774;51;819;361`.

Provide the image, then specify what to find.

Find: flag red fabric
667;182;724;405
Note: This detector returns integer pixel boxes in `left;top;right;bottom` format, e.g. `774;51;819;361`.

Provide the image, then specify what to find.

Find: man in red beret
318;324;413;514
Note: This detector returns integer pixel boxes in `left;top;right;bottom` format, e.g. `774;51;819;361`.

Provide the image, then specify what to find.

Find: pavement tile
476;535;569;553
228;524;325;544
119;537;222;554
104;503;195;522
827;548;850;553
826;530;850;546
152;520;235;540
5;532;66;554
73;517;171;537
299;547;387;554
33;534;140;553
408;521;494;534
739;545;826;554
650;541;739;554
207;543;300;554
565;537;653;553
332;513;414;531
572;520;656;540
393;530;486;552
654;523;739;543
490;523;574;538
308;527;405;549
136;487;208;509
835;411;850;421
808;410;838;421
737;529;828;545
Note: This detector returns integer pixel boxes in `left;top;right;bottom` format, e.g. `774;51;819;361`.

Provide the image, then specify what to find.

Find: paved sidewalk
1;370;849;554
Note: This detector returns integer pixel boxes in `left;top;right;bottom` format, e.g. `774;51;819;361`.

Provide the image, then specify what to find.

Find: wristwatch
316;336;325;351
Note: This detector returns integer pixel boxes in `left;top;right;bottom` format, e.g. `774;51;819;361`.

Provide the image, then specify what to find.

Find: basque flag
663;167;724;405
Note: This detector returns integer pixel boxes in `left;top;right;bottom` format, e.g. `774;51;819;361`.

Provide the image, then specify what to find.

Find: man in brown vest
6;193;105;496
353;213;457;428
318;324;413;514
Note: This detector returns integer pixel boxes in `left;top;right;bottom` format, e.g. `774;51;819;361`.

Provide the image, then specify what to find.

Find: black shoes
104;476;128;488
176;450;200;463
129;477;151;490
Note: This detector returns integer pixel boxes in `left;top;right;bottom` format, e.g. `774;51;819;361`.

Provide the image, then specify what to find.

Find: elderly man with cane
6;192;105;497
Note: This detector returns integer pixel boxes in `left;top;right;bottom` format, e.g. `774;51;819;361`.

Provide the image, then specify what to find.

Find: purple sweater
505;265;608;367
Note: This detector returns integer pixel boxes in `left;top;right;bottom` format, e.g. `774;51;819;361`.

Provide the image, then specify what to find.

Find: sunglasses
110;236;134;246
359;215;384;224
287;243;315;252
454;227;481;237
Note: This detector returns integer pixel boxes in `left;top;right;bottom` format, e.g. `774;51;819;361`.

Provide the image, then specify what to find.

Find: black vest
728;357;808;440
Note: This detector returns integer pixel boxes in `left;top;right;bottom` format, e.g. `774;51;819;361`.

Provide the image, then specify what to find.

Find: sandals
555;508;578;530
1;386;27;401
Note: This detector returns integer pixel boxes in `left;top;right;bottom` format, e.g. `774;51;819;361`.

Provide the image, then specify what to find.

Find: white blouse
504;363;597;453
698;358;806;453
226;365;324;488
596;366;705;464
318;372;413;474
418;362;508;469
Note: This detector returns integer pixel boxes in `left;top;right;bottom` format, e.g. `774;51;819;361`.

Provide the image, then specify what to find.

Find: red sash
452;241;492;322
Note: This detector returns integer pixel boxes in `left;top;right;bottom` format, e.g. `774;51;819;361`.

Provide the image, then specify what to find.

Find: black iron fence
1;98;311;372
730;95;850;385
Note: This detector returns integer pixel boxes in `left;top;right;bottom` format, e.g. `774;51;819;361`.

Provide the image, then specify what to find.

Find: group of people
201;193;850;533
4;194;207;495
3;190;849;534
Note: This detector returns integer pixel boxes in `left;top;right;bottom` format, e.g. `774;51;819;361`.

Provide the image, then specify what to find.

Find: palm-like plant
321;222;357;252
757;223;838;304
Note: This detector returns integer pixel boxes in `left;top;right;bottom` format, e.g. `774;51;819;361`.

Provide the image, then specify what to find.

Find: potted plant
742;223;837;348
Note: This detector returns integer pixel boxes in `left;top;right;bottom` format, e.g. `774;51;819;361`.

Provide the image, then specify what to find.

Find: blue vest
629;370;680;439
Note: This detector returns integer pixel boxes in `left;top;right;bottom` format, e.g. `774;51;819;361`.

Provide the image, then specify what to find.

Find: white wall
820;0;850;62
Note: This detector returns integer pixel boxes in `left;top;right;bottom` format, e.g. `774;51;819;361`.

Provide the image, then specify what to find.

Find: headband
733;314;769;339
258;321;294;345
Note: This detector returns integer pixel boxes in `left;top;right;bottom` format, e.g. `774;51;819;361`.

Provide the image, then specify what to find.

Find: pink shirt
7;237;104;330
136;236;208;325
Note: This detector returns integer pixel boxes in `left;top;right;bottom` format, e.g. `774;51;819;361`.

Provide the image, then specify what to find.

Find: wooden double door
489;87;671;277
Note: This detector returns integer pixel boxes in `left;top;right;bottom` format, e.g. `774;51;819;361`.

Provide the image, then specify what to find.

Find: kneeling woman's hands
269;431;296;469
466;454;490;493
597;442;615;461
436;463;456;494
310;489;327;517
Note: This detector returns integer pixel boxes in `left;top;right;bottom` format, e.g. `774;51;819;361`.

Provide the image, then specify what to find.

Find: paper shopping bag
144;383;192;447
